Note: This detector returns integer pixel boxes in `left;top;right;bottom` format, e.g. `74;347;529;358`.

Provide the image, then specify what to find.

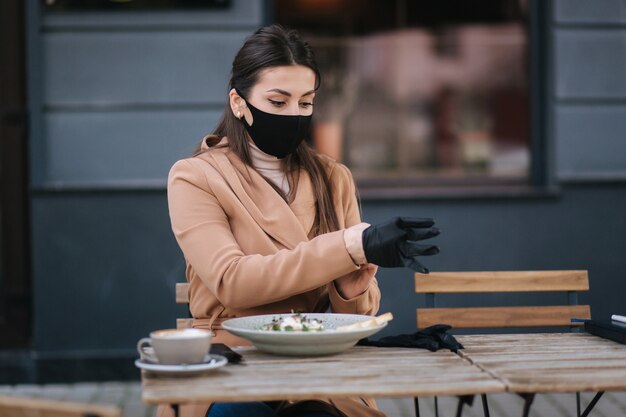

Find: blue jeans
206;402;337;417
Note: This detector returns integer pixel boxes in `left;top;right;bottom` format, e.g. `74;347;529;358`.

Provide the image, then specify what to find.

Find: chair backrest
0;396;121;417
415;270;591;329
176;282;193;329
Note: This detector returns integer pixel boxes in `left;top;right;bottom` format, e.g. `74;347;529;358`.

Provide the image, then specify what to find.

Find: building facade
1;0;625;382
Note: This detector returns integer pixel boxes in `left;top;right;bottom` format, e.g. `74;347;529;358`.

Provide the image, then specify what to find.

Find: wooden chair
175;282;193;330
0;395;121;417
414;270;591;417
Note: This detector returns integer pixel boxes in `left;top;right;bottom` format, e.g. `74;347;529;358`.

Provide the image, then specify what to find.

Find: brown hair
196;24;339;236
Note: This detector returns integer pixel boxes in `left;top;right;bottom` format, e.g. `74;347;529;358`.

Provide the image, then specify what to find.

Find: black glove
357;324;464;353
362;217;439;273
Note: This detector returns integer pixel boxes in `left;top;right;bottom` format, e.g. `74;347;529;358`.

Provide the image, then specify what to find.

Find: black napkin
210;343;243;363
357;324;464;352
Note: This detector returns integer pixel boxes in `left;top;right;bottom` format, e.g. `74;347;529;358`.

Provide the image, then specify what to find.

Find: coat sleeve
167;159;360;310
327;163;381;316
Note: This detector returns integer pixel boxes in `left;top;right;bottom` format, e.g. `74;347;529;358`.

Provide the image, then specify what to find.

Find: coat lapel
288;169;316;238
208;149;312;249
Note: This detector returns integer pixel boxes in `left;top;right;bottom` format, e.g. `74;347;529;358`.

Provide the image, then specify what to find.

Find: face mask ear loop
233;87;247;122
233;87;247;101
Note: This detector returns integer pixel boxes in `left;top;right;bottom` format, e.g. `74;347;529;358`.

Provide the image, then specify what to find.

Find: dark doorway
0;0;31;349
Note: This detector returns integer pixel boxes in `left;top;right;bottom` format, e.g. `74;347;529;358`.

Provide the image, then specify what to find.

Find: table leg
413;397;420;417
481;394;490;417
520;393;535;417
576;392;581;417
171;404;179;417
580;392;604;417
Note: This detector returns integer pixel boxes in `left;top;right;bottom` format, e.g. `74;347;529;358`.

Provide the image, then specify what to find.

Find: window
275;0;532;195
42;0;230;11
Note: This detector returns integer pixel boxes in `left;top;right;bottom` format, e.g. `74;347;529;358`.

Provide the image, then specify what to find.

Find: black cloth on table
357;324;464;352
210;343;243;363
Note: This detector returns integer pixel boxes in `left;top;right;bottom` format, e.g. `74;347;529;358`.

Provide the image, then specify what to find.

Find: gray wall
34;3;264;187
552;0;626;179
27;0;626;358
28;1;265;356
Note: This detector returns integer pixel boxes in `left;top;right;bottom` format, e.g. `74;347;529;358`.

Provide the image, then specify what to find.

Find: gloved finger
396;217;435;229
435;332;464;352
400;256;429;273
410;339;439;352
400;242;440;257
405;227;440;241
420;244;440;256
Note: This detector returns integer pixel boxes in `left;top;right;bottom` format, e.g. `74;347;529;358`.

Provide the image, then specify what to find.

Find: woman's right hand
334;263;378;300
362;217;440;273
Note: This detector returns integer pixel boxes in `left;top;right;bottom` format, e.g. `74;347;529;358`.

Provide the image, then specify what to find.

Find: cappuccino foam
152;328;210;339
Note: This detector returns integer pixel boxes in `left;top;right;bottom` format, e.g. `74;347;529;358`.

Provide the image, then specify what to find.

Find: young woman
163;24;439;417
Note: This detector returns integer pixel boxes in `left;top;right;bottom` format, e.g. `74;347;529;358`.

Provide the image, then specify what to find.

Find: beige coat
159;139;384;417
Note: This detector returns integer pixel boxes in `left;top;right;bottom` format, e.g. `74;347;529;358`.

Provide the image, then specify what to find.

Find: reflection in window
276;0;530;187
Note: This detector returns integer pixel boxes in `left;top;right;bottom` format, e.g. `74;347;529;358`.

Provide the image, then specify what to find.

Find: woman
163;24;439;417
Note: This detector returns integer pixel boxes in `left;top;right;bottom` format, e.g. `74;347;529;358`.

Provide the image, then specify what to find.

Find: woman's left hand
334;263;378;300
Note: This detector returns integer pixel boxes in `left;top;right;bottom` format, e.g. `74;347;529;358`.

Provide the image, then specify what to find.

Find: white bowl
221;313;387;356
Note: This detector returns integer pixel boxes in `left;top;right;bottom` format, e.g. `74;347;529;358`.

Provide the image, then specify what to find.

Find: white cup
137;328;212;365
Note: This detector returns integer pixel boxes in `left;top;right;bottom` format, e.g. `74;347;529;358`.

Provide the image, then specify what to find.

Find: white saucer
134;354;228;374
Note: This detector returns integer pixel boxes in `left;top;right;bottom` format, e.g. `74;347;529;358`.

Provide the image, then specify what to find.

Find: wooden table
457;333;626;417
140;346;504;415
140;334;626;417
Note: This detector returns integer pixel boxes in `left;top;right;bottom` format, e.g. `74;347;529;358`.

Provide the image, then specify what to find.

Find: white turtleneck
248;140;290;195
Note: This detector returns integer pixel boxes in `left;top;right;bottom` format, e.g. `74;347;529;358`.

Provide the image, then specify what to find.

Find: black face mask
240;100;312;159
